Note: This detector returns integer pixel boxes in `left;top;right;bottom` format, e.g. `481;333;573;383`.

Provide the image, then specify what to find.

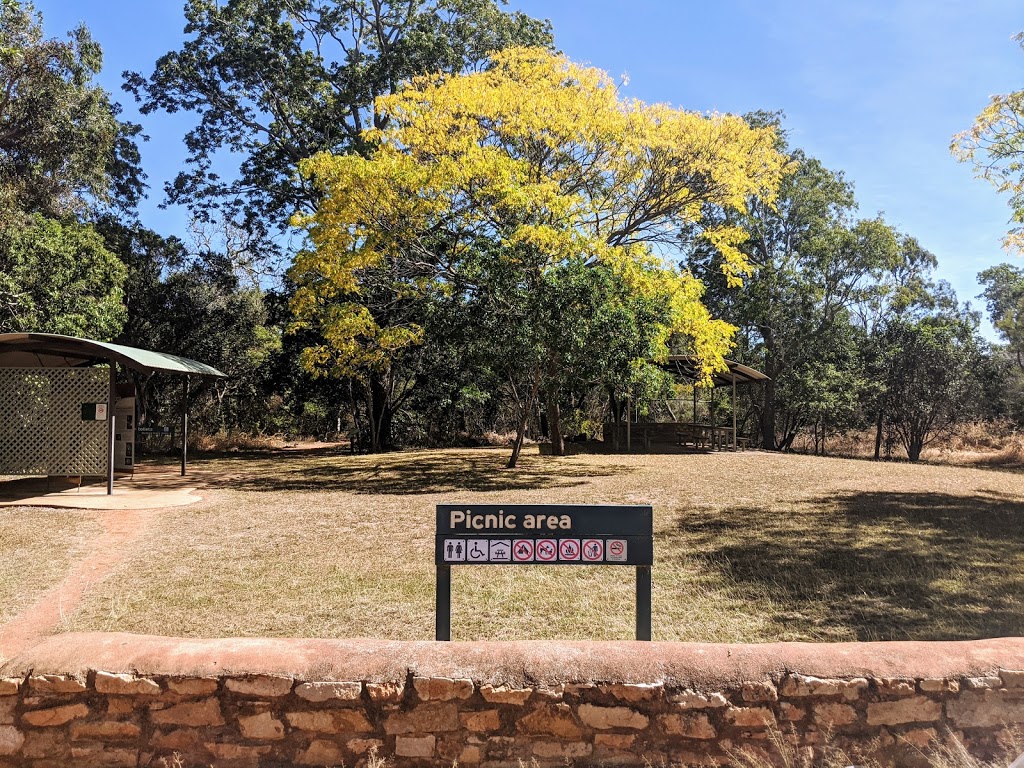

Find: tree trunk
608;387;623;451
368;374;393;453
546;382;565;456
507;408;530;469
908;437;923;462
758;325;781;451
507;378;540;469
873;404;885;461
366;389;378;452
348;381;360;453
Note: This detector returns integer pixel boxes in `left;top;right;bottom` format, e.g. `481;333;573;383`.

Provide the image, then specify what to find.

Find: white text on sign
448;509;572;531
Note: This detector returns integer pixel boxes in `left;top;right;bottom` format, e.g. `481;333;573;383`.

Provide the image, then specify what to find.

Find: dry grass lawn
22;446;1014;643
0;508;100;624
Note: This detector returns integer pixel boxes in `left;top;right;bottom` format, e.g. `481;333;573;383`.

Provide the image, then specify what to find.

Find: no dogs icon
535;539;557;562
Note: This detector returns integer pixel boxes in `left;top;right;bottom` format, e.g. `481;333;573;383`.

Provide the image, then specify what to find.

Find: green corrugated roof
0;333;226;377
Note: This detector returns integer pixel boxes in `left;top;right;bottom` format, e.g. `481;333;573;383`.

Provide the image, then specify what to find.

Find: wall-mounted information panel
434;504;654;641
113;396;136;473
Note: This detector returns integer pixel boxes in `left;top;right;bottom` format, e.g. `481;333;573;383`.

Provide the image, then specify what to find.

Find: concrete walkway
0;464;203;510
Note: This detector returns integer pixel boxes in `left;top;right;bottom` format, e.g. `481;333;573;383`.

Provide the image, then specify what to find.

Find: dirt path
0;505;164;661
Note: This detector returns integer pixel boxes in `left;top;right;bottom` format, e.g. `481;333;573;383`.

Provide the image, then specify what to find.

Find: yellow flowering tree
953;32;1024;252
290;47;786;459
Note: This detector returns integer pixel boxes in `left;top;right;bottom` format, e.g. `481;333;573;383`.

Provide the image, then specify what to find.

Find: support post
107;362;116;495
732;378;738;451
435;565;451;641
626;398;631;453
635;566;652;641
180;376;189;477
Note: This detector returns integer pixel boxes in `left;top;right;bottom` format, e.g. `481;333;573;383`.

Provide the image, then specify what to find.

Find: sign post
435;504;654;641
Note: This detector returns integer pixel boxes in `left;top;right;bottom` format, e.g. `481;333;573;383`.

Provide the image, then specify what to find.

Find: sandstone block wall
1;634;1023;767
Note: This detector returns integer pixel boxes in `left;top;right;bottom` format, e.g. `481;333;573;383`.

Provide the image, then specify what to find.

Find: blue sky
36;0;1024;337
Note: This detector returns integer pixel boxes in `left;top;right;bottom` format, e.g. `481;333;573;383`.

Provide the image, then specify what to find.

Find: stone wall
1;633;1023;767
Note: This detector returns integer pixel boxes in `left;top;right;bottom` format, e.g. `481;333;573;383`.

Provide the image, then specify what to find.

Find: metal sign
137;425;174;436
80;402;108;421
435;504;653;641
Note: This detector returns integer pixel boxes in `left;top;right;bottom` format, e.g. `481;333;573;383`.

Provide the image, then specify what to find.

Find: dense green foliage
2;3;1020;463
691;116;993;460
0;1;137;342
0;0;143;217
124;0;552;258
0;213;126;337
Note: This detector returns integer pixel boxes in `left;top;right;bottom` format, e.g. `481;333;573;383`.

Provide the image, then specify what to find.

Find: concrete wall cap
3;633;1024;688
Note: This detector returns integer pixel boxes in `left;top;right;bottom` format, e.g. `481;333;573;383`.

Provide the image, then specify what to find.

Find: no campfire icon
558;538;581;561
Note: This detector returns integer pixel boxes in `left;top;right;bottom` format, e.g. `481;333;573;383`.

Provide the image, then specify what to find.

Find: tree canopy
290;47;787;457
953;32;1024;252
0;0;143;218
0;1;138;341
0;1;1011;461
124;0;552;258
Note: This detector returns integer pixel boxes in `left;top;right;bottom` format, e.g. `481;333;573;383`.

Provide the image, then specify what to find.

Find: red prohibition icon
512;540;534;562
608;540;625;557
582;539;604;561
535;539;558;562
558;538;581;561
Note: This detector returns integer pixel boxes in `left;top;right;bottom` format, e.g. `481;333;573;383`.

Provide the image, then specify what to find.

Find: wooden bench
675;427;706;449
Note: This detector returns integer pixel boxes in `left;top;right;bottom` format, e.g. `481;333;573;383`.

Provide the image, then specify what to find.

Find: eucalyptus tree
882;310;986;462
0;0;143;218
0;1;143;340
124;0;553;261
691;115;904;451
953;32;1024;252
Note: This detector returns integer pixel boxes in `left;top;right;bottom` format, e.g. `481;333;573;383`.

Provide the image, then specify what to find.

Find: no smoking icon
606;539;628;562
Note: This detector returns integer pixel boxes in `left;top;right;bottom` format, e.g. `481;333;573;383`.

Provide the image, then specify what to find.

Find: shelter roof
657;355;769;387
0;333;225;378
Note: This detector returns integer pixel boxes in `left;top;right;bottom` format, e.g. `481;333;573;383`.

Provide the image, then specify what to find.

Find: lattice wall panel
0;367;109;476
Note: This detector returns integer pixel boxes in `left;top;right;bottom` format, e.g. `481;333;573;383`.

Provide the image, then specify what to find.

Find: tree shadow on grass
216;448;636;495
669;490;1024;641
